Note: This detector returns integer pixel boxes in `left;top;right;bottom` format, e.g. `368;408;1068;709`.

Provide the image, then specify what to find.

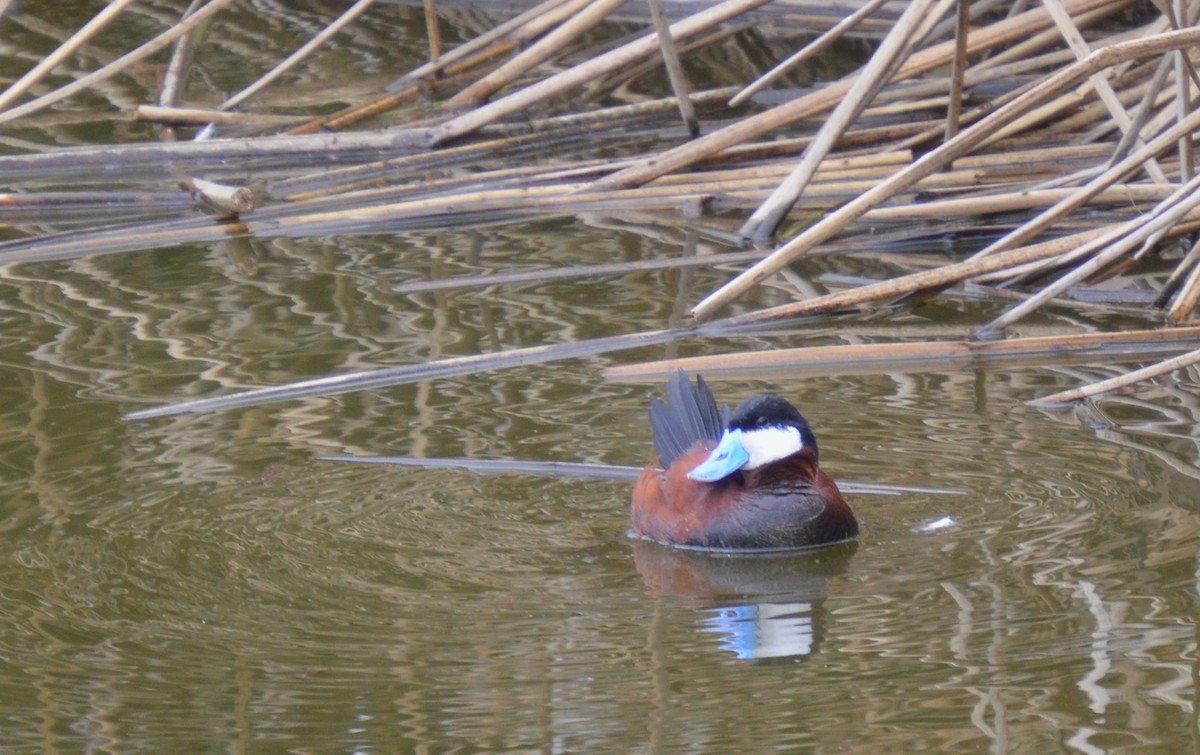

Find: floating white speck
915;516;956;533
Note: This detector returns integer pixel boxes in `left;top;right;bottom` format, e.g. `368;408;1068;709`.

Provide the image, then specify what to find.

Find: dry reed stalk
884;67;1062;154
1044;0;1166;184
989;83;1109;144
738;0;945;241
863;95;954;117
0;0;138;112
1176;54;1195;181
221;0;378;112
400;0;579;85
728;0;892;107
1109;55;1175;162
281;158;611;205
123;328;691;421
273;164;1028;228
0;128;429;174
975;172;1200;336
0;168;1034;265
1123;76;1193;142
578;20;755;104
0;0;238;125
0;217;247;265
428;0;773;144
0;191;191;211
647;152;914;187
990;2;1144;70
1029;347;1200;405
945;0;970;139
1050;63;1163;135
710;120;954;163
603;327;1200;382
646;0;699;137
740;198;1200;326
691;24;1200;322
710;227;1116;324
447;0;628;106
966;85;1200;265
287;0;592;135
392;249;771;295
158;0;204;113
285;80;428;135
134;105;304;127
966;47;1078;83
480;85;738;134
285;141;910;208
825;274;1156;318
591;0;1124;194
862;184;1177;219
186;178;255;214
424;0;442;63
270;128;595;199
1167;241;1200;323
274;86;743;198
955;143;1113;168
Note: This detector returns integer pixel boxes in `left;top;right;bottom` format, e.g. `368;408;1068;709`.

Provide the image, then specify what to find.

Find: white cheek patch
739;425;803;469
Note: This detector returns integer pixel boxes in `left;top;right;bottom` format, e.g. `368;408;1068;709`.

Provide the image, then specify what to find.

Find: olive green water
3;3;1200;752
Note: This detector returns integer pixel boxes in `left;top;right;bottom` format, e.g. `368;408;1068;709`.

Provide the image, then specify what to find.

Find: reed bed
3;0;1200;413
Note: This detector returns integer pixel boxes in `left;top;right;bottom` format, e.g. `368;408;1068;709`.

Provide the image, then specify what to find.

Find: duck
632;370;858;551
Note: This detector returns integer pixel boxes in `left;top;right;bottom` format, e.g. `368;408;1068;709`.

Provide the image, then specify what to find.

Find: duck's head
686;394;817;483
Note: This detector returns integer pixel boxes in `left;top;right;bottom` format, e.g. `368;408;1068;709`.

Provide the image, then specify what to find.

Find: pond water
1;218;1198;752
2;2;1200;752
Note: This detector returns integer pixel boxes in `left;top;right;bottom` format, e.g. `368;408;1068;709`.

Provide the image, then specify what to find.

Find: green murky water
1;3;1199;752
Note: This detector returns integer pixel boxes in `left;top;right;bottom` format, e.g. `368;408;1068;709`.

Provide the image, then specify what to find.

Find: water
1;220;1197;751
3;3;1200;752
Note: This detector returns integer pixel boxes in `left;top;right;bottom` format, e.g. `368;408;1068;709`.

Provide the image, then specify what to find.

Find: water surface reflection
1;227;1199;749
635;540;856;659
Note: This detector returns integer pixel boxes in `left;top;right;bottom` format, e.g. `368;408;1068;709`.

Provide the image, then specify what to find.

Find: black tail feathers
648;370;724;468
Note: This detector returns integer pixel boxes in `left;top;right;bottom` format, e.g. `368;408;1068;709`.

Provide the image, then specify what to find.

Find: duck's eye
757;416;770;427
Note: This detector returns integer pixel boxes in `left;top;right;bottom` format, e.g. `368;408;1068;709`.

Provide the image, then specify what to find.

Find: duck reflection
633;539;857;659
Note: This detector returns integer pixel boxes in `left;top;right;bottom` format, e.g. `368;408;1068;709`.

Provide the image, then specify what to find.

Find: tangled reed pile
3;0;1200;413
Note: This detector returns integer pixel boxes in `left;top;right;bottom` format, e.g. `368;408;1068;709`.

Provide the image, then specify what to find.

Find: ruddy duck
632;371;858;551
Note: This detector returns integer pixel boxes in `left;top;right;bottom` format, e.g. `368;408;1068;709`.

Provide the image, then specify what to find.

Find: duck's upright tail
647;370;724;468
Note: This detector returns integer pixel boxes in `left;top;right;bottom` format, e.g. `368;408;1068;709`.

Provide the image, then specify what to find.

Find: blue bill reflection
633;539;857;660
